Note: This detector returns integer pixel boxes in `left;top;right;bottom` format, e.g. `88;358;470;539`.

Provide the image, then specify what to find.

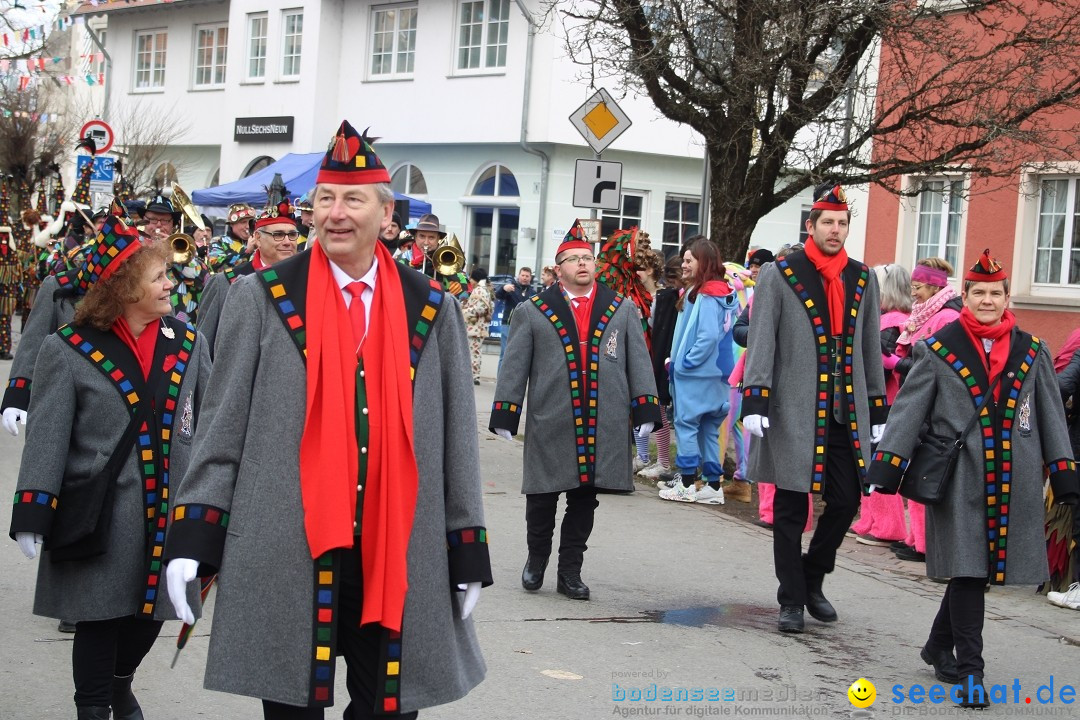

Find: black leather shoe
893;545;926;562
58;619;76;633
805;576;838;622
556;573;590;600
112;673;144;720
955;675;990;709
921;645;960;684
778;605;804;633
521;555;548;592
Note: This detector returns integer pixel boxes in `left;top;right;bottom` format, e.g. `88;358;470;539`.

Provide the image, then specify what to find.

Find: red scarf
251;250;266;271
112;316;159;381
301;240;418;631
803;238;848;336
958;306;1015;401
697;279;732;297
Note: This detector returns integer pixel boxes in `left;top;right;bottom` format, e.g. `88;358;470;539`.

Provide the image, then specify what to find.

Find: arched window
466;164;519;276
207;168;220;188
391;163;428;195
153;162;178;189
243;156;274;178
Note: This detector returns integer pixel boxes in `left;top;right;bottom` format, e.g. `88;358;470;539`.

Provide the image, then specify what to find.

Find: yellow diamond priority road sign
569;88;632;154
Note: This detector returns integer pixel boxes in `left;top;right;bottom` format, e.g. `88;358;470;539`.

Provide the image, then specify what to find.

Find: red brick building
862;2;1080;353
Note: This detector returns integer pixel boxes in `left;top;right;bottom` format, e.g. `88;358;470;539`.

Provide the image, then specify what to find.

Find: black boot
111;674;144;720
804;574;838;623
921;645;960;684
955;675;990;709
777;605;804;633
556;572;590;600
76;707;111;720
521;554;549;592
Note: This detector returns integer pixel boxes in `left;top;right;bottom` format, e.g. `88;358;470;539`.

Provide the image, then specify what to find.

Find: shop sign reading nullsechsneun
234;117;295;143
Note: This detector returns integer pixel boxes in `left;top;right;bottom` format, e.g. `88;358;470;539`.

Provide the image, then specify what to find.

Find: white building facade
76;0;854;272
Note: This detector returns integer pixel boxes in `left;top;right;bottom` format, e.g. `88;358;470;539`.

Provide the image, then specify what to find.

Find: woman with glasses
893;257;962;563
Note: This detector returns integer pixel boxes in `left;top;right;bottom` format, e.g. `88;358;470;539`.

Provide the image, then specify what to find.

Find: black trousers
927;576;988;679
71;616;163;707
525;486;600;574
773;420;861;606
263;546;419;720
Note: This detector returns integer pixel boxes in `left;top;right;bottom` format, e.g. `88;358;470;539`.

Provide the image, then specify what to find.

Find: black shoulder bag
44;400;154;563
899;375;1000;506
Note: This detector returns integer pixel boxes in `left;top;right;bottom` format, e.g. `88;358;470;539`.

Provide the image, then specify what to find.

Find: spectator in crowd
462;267;494;385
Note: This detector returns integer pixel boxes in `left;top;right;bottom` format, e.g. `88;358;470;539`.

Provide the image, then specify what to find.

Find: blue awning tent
191;152;431;218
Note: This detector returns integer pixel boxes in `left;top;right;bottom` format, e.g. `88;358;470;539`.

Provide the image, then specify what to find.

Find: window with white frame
1033;177;1080;287
600;192;646;241
194;24;228;88
371;4;418;78
914;178;964;273
281;10;304;78
457;0;509;71
133;29;167;90
661;196;700;258
391;164;428;195
246;13;267;80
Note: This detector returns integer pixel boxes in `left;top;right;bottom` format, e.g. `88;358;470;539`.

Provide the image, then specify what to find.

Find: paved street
2;339;1078;719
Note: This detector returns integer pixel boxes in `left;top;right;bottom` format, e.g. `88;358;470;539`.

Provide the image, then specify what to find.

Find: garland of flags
1;14;106;90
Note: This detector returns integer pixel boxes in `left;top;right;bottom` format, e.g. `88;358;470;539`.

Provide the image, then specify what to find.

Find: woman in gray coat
868;251;1078;709
9;216;209;720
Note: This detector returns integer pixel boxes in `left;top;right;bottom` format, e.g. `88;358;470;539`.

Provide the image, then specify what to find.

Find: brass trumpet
434;235;465;276
167;232;195;265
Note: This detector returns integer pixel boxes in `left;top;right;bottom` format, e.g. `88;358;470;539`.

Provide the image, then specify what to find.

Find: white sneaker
695;485;725;505
1047;582;1080;610
659;481;697;502
640;463;670;480
633;456;649;473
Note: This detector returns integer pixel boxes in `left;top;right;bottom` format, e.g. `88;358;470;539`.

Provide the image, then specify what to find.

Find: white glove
166;558;198;625
494;428;513;441
3;407;27;437
871;424;885;445
867;484;883;495
15;532;42;559
456;582;481;619
635;422;655;439
743;414;769;438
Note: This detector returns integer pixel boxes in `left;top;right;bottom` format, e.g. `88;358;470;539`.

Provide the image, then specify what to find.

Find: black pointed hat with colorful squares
811;181;848;212
35;178;48;214
556;219;592;260
316;120;390;185
71;159;93;208
964;248;1007;283
83;214;144;287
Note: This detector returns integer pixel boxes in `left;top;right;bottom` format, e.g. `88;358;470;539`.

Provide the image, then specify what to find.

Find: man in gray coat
164;120;491;719
490;221;661;600
742;183;888;633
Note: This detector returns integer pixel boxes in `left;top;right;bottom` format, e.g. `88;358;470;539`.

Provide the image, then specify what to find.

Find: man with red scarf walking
741;182;888;633
163;120;491;718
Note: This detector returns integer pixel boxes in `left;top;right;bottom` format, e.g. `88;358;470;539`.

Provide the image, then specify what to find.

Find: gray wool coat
8;315;209;621
741;251;888;493
867;322;1079;585
195;261;254;358
164;251;490;712
490;282;662;494
1;272;79;414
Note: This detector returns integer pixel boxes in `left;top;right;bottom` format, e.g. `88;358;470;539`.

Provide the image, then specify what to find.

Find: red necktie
572;296;590;347
346;281;367;353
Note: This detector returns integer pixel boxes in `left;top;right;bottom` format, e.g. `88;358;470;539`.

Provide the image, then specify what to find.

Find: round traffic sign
79;119;114;154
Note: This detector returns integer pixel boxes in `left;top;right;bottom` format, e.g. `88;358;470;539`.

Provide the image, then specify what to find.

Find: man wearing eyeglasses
197;200;298;355
491;221;661;601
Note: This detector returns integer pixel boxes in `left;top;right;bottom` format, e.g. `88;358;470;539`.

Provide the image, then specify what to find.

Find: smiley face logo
848;678;876;708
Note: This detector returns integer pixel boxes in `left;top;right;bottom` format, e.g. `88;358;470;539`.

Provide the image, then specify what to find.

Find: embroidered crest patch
1017;393;1031;437
179;393;195;440
605;329;619;360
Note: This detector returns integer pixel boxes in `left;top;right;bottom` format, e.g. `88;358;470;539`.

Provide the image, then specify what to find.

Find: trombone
164;182;205;265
